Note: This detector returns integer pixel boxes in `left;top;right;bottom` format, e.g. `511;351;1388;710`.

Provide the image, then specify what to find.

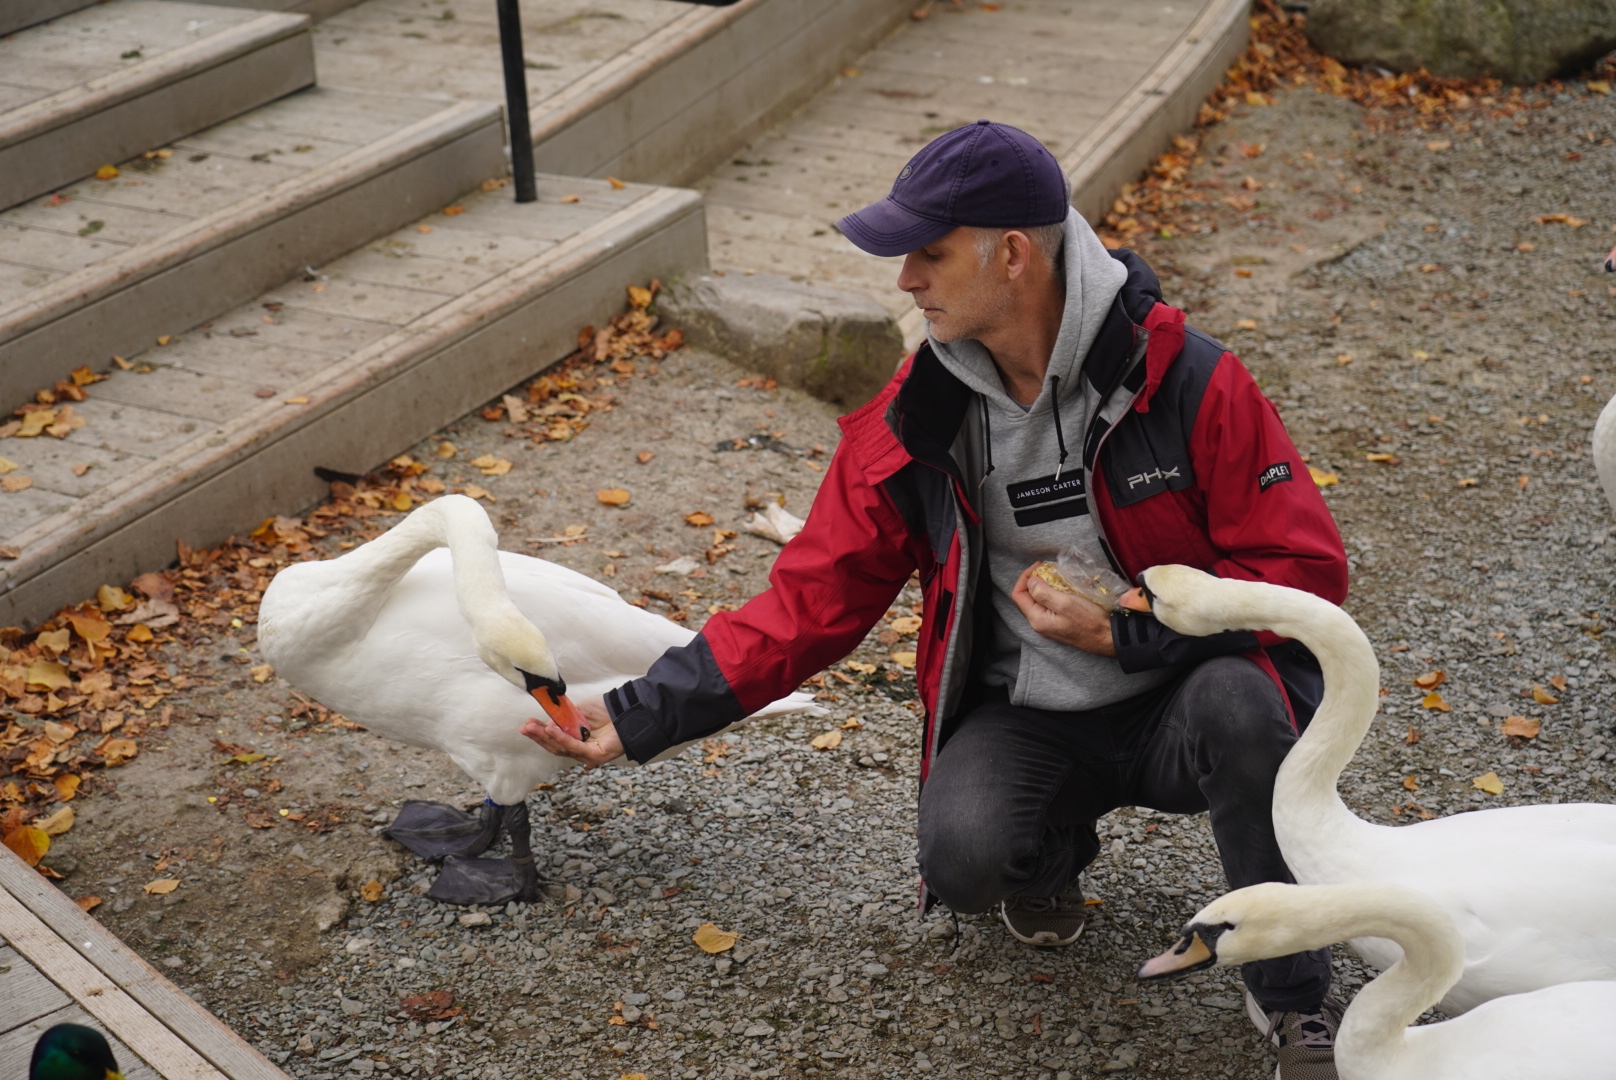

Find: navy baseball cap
837;120;1068;258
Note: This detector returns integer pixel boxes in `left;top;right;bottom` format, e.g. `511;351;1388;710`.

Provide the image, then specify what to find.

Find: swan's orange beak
1119;586;1152;613
1138;928;1216;980
531;685;589;742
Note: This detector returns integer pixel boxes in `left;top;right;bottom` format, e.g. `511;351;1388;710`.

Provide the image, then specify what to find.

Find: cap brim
836;197;956;257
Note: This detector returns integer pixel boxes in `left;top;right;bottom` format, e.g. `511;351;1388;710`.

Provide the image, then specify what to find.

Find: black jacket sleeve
604;635;746;764
1110;610;1259;674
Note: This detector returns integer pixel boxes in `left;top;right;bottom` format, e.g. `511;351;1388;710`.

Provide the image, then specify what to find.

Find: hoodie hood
928;208;1129;415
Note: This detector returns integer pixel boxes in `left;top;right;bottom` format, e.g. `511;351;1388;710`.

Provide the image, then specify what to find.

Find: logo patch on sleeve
1258;462;1293;492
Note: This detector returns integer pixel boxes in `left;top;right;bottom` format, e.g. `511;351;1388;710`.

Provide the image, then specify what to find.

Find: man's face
896;226;1012;343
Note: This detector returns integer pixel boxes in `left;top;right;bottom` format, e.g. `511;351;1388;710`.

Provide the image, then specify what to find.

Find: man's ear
1002;229;1033;281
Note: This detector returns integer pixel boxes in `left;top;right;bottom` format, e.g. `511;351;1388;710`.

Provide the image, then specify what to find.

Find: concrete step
312;0;916;185
0;174;706;626
0;0;316;211
0;87;505;415
0;0;98;37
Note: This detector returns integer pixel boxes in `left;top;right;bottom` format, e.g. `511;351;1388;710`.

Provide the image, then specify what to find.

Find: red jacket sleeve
606;441;921;762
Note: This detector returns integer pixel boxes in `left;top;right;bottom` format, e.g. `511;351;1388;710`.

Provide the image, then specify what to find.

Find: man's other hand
520;694;623;767
1012;562;1117;657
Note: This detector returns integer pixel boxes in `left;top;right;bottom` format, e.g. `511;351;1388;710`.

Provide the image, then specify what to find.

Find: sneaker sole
999;906;1085;947
1244;991;1277;1043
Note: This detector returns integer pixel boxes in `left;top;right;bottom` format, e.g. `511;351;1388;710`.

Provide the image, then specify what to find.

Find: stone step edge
0;184;704;610
1060;0;1251;225
0;98;500;349
0;10;312;148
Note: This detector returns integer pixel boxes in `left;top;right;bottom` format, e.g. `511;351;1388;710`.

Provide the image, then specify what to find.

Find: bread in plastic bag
1032;547;1130;612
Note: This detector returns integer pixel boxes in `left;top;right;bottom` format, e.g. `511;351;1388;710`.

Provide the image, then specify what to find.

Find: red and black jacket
606;250;1348;777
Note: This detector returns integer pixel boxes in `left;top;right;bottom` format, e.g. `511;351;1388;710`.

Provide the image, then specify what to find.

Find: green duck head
30;1025;123;1080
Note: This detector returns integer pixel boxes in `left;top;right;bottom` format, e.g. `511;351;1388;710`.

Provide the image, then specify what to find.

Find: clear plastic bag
1033;546;1131;612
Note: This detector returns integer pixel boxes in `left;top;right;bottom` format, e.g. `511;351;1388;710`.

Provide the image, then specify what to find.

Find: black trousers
916;655;1331;1013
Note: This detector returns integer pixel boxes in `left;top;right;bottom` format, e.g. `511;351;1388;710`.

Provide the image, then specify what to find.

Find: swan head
1135;564;1242;638
1138;882;1301;979
473;611;590;741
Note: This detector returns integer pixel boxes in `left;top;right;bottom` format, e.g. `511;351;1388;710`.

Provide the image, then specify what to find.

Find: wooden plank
0;943;74;1030
0;885;226;1080
0;1004;163;1080
0;848;293;1080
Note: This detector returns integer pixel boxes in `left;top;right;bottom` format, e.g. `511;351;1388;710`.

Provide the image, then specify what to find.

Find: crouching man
524;121;1350;1078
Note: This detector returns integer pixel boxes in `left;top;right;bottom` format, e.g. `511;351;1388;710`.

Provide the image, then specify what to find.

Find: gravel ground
31;78;1616;1080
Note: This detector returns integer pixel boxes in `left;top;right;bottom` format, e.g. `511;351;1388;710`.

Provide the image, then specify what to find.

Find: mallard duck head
31;1025;123;1080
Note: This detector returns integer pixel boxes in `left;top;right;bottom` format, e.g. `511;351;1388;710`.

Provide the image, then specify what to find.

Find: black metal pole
495;0;536;204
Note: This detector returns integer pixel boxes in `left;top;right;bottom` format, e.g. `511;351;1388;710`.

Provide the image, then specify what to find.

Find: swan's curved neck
316;497;514;647
1213;584;1380;844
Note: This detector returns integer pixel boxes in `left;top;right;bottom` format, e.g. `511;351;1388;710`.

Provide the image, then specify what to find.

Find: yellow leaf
77;895;103;912
627;285;653;308
1531;684;1559;705
1420;692;1450;712
225;752;267;765
36;628;70;654
1535;213;1586;228
1501;716;1541;739
25;659;71;691
284;396;309;406
617;1074;650;1080
1413;670;1445;690
392;490;413;511
1308;467;1338;487
846;661;876;674
143;878;180;895
442;204;465;216
0;456;17;474
890;616;923;635
692;922;738;954
251;664;274;684
1365;452;1400;464
1549;674;1568;691
1472;771;1504;795
125;624;154;643
597;488;631;506
684;511;714;527
17;410;56;437
890;651;917;670
810;730;843;751
68;608;112;644
1457;477;1479;488
560;194;581;204
1425;139;1451;151
54;774;81;801
39;806;74;836
97;584;133;611
44;720;76;744
361;879;384;903
1;475;32;493
1588;80;1610;94
1235;318;1258;330
608;176;628;190
1402;775;1419;791
95;164;119;180
437;441;457;458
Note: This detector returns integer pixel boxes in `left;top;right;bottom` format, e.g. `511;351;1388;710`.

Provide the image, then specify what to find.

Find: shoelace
1013;895;1079;913
1265;1008;1335;1051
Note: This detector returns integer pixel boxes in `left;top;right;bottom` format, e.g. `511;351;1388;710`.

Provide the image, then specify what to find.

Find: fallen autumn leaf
692;922;738;954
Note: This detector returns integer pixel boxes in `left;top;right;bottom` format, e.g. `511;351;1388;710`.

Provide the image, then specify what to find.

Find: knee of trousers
916;812;1025;915
1179;657;1294;758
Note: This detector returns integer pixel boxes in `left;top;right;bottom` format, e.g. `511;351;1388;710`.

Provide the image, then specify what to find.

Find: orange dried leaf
637;452;655;464
125;624;154;643
810;730;843;751
1472;772;1504;795
692;922;738;954
360;879;384;903
1501;715;1541;739
38;806;73;836
1420;691;1450;712
597;488;631;506
54;774;81;801
251;664;274;684
1404;727;1420;746
3;826;49;866
99;738;137;766
890;651;917;670
684;511;714;527
1309;467;1339;487
143;878;180;895
1413;671;1446;690
890;616;923;635
25;660;71;692
76;895;103;912
1531;684;1559;705
1549;674;1568;691
1402;775;1419;791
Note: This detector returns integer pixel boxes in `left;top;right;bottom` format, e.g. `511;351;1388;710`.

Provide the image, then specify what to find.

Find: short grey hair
972;222;1066;274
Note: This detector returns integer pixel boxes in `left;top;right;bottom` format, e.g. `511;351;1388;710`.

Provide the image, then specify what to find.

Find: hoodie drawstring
978;396;996;489
1050;375;1070;482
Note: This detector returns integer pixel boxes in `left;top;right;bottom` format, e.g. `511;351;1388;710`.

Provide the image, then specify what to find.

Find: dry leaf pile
0;366;105;509
1096;0;1614;247
0;283;683;870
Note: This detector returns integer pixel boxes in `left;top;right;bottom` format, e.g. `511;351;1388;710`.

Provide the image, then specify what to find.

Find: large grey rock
658;272;903;408
1306;0;1616;83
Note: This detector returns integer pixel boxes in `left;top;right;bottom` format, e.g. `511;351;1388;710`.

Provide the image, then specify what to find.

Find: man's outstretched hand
1012;562;1117;657
520;694;623;768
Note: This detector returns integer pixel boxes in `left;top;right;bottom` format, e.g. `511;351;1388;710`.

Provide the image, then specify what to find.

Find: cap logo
898;165;913;180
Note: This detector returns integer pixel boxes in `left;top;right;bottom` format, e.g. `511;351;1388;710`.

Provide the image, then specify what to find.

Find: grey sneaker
1252;994;1343;1080
1000;885;1086;947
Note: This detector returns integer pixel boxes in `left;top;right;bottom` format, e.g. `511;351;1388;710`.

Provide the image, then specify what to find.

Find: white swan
1139;881;1616;1080
258;494;816;904
1592;390;1616;514
1138;565;1616;1013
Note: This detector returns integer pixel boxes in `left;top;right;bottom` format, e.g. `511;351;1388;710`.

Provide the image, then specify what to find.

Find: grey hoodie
928;209;1176;711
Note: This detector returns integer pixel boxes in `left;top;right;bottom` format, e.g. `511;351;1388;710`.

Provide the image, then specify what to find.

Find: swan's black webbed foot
384;799;502;860
423;800;542;906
